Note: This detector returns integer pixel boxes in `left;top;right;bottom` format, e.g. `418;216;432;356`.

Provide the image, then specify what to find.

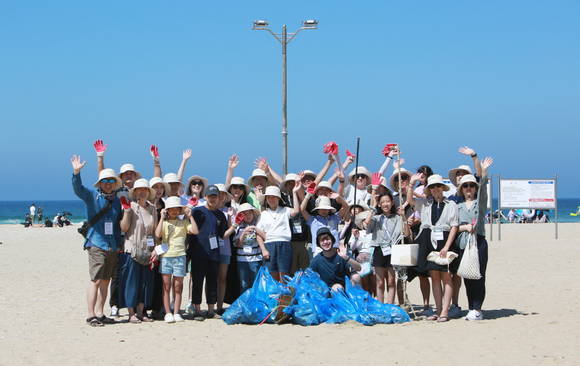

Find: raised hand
120;196;131;210
184;206;192;217
188;196;198;207
335;167;345;182
293;180;303;193
338;242;349;260
93;140;107;156
481;157;493;173
306;182;317;195
182;149;192;161
410;172;422;185
371;172;381;188
71;155;87;174
346;149;356;159
228;154;240;169
381;143;397;157
255;157;269;172
458;146;476;156
235;212;245;225
322;141;339;155
150;145;160;161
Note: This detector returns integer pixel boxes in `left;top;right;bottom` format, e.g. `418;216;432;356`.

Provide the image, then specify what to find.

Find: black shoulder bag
78;200;113;241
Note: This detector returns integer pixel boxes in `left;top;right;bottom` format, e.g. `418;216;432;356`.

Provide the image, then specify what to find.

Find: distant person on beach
29;203;36;224
37;207;43;223
71;154;122;327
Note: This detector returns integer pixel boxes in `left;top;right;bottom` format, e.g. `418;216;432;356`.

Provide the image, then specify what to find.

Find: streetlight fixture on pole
252;19;319;175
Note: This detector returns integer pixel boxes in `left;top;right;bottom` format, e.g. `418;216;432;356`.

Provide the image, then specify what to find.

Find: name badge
104;221;113;235
146;236;155;247
292;220;302;234
209;235;218;250
433;230;444;241
155;243;169;255
381;245;392;256
243;246;253;254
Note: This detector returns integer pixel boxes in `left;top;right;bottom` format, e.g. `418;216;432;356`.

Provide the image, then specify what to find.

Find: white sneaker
465;310;483;321
185;303;195;315
110;305;119;317
164;313;175;323
448;304;462;318
173;313;185;322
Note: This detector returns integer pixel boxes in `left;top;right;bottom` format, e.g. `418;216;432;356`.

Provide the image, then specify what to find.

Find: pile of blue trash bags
222;266;410;326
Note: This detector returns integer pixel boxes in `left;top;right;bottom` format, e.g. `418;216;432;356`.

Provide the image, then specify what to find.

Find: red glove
120;196;131;210
188;197;198;207
149;256;159;270
381;143;398;157
346;149;355;158
235;212;245;225
307;182;317;195
93;139;107;156
150;145;159;160
323;141;339;155
371;172;382;187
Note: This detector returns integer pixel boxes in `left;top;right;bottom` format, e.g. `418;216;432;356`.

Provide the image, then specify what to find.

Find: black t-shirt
187;206;227;260
309;252;349;287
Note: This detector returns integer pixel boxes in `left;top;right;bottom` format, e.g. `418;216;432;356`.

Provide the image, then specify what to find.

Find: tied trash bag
283;269;333;326
222;266;289;325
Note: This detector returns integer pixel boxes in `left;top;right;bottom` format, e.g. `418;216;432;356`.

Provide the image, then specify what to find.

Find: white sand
0;223;578;366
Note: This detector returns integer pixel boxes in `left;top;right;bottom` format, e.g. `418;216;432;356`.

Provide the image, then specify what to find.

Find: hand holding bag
457;233;481;280
426;251;458;265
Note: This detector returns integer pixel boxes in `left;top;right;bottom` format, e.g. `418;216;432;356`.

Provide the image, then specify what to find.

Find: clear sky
0;1;578;200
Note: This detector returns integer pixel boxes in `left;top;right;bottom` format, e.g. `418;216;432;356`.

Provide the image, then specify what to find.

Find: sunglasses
429;183;444;189
355;174;368;179
463;183;477;188
100;178;116;184
190;180;203;186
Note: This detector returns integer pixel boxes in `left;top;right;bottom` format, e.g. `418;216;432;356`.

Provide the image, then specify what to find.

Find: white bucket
391;244;419;266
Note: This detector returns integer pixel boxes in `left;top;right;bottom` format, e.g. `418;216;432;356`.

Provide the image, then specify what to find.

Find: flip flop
97;315;116;324
86;317;104;327
128;316;142;324
427;315;439;321
437;316;449;323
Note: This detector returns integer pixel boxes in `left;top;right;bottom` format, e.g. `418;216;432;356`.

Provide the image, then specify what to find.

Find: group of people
73;140;493;326
23;203;72;228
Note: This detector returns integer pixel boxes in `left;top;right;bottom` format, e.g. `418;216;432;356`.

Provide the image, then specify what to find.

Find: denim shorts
219;254;231;265
265;241;292;273
160;255;186;277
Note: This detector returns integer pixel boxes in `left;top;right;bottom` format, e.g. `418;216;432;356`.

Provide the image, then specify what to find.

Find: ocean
2;199;580;225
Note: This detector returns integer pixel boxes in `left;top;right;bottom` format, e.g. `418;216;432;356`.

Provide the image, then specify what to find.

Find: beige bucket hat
389;168;411;191
118;163;142;179
313;196;336;213
129;178;156;201
448;165;473;187
280;173;299;191
315;181;334;194
238;202;260;217
228;177;250;195
149;177;170;196
348;166;372;185
186;175;209;195
163;173;182;186
164;196;184;209
264;186;282;198
457;174;479;197
215;183;232;200
424;174;450;196
94;168;123;190
249;168;268;187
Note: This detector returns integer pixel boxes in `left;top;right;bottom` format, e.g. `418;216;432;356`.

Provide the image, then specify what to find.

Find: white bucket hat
164;196;184;210
238;202;260;217
313;196;336;213
186;175;209;195
389;168;411;191
315;181;334;194
301;170;317;181
118;163;142;179
425;174;450;196
280;173;299;191
94;168;123;190
457;174;479;197
264;186;282;198
448;165;473;187
348;166;372;184
163;173;182;186
149;177;170;196
215;183;232;200
228;177;250;195
249;169;268;187
129;178;156;201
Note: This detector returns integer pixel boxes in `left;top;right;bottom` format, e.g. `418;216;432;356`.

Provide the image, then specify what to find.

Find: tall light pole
253;20;318;175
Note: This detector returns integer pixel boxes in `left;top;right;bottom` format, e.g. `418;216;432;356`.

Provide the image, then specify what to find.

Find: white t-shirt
344;184;371;206
257;206;293;243
30;206;36;216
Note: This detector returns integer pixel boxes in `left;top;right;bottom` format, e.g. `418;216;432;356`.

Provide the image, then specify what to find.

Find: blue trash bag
283;269;332;326
223;266;288;325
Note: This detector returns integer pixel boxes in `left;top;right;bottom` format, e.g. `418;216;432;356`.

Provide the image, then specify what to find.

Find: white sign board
500;179;556;209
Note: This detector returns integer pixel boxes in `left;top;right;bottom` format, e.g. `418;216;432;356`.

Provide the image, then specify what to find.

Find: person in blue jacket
71;155;123;327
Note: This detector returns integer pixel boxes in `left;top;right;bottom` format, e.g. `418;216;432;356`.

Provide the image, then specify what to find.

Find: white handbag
426;251;458;265
457;233;482;280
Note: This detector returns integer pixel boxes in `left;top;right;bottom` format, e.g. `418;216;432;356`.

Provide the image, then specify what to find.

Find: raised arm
459;146;482;177
478;157;493;209
291;181;303;218
328;154;354;185
71;155;92;202
177;149;191;183
150;145;162;178
300;190;312;222
225;154;239;188
93;139;106;174
334;193;350;221
256;157;283;186
406;173;422;207
184;207;199;235
318;154;336;185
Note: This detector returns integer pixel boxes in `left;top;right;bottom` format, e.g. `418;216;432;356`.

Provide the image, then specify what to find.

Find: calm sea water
1;199;580;225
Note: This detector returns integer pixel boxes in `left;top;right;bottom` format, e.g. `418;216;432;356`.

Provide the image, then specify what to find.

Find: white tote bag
457;233;481;280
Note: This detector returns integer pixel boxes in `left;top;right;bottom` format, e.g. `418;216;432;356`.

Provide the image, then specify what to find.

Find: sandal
139;315;154;323
128;315;142;324
427;315;439;321
205;312;221;320
437;316;449;323
86;317;104;327
97;315;116;324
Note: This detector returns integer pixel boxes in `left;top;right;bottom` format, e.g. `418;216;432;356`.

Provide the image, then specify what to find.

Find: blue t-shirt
309;252;349;287
190;206;227;261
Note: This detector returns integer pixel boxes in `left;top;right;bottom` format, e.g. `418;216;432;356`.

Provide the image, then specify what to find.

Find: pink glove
346;149;356;158
381;143;397;157
120;196;131;210
188;197;198;207
322;141;339;155
371;172;381;189
150;145;159;161
307;182;317;195
93;140;107;157
235;212;245;225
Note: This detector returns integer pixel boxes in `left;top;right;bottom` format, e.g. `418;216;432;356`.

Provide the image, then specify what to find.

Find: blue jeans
117;253;154;309
265;241;292;274
237;261;261;292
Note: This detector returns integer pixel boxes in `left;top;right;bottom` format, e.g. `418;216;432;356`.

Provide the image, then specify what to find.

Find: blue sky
0;1;578;199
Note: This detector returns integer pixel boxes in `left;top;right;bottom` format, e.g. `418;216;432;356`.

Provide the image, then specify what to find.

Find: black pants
463;236;488;310
148;269;164;312
109;253;121;307
190;244;218;305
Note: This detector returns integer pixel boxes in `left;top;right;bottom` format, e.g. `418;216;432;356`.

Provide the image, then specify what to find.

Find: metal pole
555;175;558;239
281;25;288;175
489;176;493;241
498;174;501;241
353;137;360;205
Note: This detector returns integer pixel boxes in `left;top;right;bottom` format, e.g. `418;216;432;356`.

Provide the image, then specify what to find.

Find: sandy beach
0;222;578;366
